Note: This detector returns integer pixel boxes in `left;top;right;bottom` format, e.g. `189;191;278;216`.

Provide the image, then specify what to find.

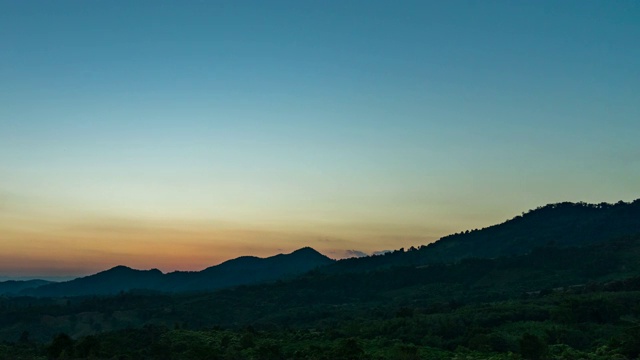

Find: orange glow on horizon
0;213;440;277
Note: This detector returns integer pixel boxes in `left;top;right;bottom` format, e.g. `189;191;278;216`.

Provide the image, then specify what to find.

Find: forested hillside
325;200;640;273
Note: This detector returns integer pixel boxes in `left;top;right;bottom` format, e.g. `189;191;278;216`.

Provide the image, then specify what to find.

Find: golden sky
2;2;639;278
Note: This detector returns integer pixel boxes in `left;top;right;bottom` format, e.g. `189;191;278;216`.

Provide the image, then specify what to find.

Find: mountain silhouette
24;248;334;297
25;266;165;297
0;279;52;295
422;200;640;261
165;247;334;292
15;200;640;296
324;199;640;273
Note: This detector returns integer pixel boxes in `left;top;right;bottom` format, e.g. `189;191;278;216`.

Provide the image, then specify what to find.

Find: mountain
423;199;640;261
23;248;334;297
27;266;165;297
0;279;52;295
166;247;335;291
15;200;640;296
324;199;640;273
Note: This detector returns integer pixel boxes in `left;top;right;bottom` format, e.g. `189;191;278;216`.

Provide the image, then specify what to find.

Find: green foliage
1;287;640;360
47;333;73;359
519;333;547;360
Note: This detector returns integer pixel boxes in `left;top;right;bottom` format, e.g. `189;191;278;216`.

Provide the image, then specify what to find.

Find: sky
1;1;639;279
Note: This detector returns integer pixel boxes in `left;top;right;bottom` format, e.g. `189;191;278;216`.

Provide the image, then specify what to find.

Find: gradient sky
1;1;639;278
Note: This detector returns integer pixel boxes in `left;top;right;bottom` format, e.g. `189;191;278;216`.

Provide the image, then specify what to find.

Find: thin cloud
344;249;369;258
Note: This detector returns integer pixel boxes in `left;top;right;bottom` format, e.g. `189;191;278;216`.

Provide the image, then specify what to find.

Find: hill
24;248;334;297
0;279;52;295
166;247;335;292
25;266;166;297
324;199;640;273
425;200;640;261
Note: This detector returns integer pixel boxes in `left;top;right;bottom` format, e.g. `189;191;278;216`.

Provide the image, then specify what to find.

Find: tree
47;333;74;359
18;330;30;344
520;333;547;360
75;335;100;358
334;338;364;360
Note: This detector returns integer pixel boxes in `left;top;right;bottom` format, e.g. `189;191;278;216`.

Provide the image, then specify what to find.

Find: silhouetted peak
291;247;323;256
201;248;333;275
216;255;260;266
106;265;134;272
293;246;315;253
99;266;163;276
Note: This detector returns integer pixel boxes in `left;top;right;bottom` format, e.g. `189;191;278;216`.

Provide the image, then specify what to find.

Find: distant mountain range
0;279;52;295
3;199;639;297
10;247;334;297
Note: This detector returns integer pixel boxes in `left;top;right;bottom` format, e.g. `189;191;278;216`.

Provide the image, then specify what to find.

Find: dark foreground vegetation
1;200;640;359
3;280;640;360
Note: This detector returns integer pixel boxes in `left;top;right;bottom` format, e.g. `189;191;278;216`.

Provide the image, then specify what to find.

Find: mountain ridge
321;199;640;273
12;199;640;297
0;279;53;295
22;248;334;297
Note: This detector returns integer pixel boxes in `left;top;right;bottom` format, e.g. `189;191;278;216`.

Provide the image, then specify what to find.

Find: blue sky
1;1;639;276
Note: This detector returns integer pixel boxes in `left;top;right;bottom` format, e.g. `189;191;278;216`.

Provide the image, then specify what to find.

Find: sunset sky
1;1;639;279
